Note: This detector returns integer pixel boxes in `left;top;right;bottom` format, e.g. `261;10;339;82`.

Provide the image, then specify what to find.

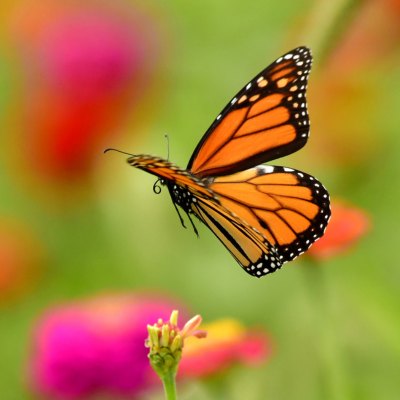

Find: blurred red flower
30;293;186;399
11;0;159;184
0;219;43;303
179;319;271;378
308;200;370;260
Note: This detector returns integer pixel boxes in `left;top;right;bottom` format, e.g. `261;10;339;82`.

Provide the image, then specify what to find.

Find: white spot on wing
258;165;274;174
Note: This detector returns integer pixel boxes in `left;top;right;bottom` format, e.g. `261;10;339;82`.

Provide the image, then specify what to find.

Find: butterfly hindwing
187;47;312;177
191;195;283;277
209;165;330;263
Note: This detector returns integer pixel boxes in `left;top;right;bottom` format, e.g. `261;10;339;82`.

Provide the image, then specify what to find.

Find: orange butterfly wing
190;195;283;277
187;47;312;177
209;165;330;264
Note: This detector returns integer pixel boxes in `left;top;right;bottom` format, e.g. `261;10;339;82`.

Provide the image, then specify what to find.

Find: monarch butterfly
106;47;330;277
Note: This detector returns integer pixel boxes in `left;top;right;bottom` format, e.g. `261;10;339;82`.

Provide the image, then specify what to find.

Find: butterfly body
116;47;331;278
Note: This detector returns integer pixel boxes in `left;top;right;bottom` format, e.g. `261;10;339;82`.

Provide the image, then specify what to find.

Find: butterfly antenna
104;148;135;157
164;134;170;161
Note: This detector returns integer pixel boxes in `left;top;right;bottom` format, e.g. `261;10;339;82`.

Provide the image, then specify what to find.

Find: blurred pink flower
308;200;370;260
179;319;271;378
30;293;186;399
11;1;159;183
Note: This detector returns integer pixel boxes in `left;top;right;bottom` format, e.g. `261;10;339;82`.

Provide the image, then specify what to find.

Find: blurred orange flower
179;318;271;378
307;1;400;169
308;200;370;260
0;219;43;303
325;0;400;72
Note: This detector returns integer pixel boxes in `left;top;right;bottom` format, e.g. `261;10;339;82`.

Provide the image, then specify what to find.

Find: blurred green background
1;0;400;399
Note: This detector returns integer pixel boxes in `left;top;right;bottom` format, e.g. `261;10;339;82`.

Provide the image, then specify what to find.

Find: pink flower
179;319;271;378
308;200;370;260
11;1;159;183
30;293;186;399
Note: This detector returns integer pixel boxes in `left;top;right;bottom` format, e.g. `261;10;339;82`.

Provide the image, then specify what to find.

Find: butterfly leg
172;200;187;229
171;199;199;237
187;212;199;237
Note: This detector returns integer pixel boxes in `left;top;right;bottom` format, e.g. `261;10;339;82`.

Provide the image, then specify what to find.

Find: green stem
299;0;364;63
302;261;348;400
161;369;178;400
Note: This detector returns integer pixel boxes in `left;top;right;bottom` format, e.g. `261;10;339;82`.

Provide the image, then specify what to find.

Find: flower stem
302;260;349;399
300;0;364;63
161;369;178;400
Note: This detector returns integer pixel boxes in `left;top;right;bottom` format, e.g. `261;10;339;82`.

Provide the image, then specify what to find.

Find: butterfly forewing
187;47;312;177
